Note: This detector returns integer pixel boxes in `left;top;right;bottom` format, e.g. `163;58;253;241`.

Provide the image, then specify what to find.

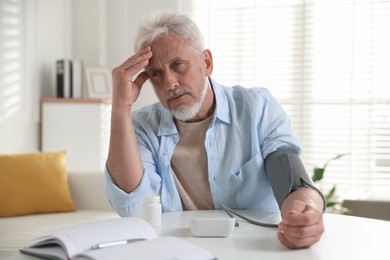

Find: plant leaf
340;207;353;215
331;153;347;160
326;201;340;208
312;167;324;182
326;184;337;200
323;153;348;168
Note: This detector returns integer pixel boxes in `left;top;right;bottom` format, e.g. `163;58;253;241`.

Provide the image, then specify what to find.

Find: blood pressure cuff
265;147;326;212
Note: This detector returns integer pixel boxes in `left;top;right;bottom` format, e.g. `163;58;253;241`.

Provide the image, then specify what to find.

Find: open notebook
20;217;216;260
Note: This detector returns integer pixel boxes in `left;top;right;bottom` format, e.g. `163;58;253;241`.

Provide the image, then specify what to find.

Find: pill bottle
142;196;162;227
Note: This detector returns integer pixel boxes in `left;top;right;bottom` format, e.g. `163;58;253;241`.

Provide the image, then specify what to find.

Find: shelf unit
41;98;111;172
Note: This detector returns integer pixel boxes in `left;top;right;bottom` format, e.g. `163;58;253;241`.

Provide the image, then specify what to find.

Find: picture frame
85;67;112;99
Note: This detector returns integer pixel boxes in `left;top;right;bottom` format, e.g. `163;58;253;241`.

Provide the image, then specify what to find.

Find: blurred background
1;0;389;217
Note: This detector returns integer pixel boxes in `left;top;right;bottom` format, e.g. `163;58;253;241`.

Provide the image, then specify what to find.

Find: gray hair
134;11;205;54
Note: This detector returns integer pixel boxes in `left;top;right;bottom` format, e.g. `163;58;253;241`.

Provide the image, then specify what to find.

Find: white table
159;210;390;260
7;210;390;259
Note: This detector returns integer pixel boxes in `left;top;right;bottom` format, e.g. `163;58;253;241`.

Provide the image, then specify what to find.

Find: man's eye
173;61;186;71
150;71;161;78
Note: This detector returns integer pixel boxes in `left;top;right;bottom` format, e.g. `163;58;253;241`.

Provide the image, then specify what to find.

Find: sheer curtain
0;0;24;122
184;0;390;198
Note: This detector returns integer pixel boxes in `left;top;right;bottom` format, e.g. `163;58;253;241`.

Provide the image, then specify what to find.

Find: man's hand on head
111;46;153;110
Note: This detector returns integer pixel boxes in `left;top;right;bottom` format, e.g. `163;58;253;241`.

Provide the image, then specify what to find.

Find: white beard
170;78;208;122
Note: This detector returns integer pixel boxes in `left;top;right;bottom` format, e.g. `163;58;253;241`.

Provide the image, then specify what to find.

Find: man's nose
164;71;178;90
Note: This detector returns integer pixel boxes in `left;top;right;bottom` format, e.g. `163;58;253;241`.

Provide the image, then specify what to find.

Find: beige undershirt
171;115;215;210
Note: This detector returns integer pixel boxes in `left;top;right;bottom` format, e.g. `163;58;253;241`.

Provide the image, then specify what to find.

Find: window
0;0;23;122
185;0;390;198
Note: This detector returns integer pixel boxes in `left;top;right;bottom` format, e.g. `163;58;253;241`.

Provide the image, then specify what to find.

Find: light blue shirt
105;78;302;217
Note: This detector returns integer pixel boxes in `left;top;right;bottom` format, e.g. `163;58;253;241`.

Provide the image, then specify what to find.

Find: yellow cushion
0;151;76;217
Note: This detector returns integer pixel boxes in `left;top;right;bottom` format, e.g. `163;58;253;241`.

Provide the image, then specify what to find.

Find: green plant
311;153;352;215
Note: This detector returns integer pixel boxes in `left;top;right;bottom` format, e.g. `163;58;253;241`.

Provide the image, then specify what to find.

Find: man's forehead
146;38;195;69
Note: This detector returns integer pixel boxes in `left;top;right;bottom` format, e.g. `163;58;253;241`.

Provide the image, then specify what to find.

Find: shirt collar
209;77;232;125
157;106;177;136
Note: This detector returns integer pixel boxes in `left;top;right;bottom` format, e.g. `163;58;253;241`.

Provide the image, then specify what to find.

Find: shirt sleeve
259;89;302;158
104;165;154;217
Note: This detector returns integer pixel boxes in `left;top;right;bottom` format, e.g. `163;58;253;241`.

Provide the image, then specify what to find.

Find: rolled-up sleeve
104;166;156;217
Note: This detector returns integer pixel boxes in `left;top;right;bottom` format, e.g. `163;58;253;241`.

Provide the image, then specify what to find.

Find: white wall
0;0;71;154
0;0;181;154
104;0;180;111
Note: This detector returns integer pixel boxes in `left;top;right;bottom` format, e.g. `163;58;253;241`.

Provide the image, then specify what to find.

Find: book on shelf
20;217;216;260
71;59;84;98
55;59;70;98
56;59;84;98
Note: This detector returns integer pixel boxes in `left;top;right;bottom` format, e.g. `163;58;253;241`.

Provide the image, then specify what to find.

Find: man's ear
203;49;213;76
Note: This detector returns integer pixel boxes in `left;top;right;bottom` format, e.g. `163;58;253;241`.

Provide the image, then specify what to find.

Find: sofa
0;172;119;259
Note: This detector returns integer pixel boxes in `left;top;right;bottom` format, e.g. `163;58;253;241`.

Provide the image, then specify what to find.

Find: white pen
91;238;146;250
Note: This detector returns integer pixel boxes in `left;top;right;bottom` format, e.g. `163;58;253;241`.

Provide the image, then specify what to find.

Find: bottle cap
143;195;160;203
